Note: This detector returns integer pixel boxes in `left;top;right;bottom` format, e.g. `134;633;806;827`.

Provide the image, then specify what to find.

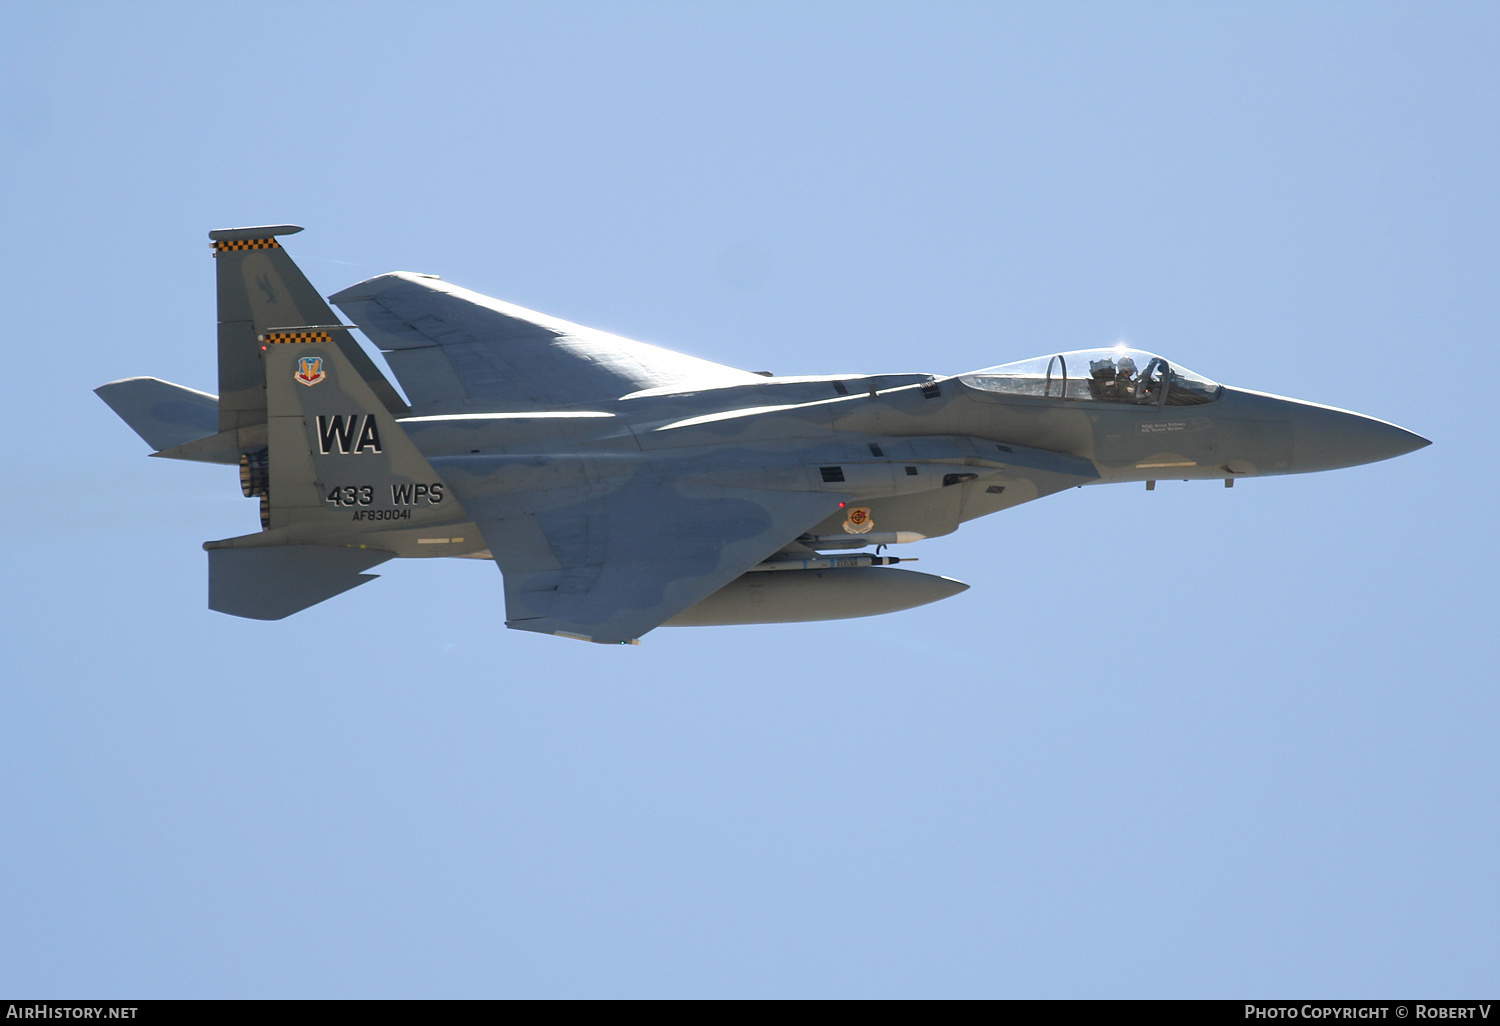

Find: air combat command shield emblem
294;355;326;386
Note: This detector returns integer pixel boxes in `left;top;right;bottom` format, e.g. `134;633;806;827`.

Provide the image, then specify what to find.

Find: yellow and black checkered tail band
262;331;333;344
214;238;282;252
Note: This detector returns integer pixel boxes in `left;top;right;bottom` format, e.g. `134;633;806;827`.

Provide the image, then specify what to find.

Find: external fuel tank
664;566;968;627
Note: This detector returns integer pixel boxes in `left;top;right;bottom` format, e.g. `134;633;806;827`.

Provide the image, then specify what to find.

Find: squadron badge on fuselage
843;507;874;534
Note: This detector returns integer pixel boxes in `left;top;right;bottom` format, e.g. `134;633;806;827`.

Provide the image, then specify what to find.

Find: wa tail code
317;414;382;454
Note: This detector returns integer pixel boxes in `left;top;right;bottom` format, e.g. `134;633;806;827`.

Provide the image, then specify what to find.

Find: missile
664;566;969;627
798;531;926;548
745;555;915;573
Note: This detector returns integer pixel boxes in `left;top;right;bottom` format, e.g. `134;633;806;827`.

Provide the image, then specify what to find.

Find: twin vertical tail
209;225;407;526
97;225;463;619
203;228;462;619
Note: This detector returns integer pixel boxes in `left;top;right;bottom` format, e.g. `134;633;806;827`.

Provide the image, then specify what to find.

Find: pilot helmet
1117;356;1137;375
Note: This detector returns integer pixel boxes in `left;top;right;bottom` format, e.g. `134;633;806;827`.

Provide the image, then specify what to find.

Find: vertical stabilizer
210;225;406;437
262;336;460;532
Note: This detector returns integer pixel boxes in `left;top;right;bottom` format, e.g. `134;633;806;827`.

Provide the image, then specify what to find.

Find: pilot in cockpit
1087;353;1154;402
1115;356;1138;399
1089;357;1122;400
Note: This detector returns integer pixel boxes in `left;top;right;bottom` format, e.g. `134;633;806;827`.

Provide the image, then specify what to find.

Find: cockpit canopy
958;348;1221;407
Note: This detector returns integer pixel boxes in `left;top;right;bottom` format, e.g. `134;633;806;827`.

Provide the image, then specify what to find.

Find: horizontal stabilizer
208;545;393;620
94;377;219;451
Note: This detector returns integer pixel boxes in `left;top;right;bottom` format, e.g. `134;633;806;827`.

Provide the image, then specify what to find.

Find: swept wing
459;466;846;644
330;273;763;414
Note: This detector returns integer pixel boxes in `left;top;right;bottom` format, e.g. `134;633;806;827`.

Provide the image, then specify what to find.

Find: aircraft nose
1287;401;1430;473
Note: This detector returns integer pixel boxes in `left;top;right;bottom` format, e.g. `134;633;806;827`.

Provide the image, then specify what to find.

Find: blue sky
1;1;1495;997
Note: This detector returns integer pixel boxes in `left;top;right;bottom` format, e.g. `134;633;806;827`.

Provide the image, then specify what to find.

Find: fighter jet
95;226;1429;645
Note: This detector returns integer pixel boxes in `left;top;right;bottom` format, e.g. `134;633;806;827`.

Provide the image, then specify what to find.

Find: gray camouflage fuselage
398;370;1427;553
94;225;1429;644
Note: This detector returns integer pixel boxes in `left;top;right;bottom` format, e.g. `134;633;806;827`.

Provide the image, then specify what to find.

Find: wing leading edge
329;273;762;414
